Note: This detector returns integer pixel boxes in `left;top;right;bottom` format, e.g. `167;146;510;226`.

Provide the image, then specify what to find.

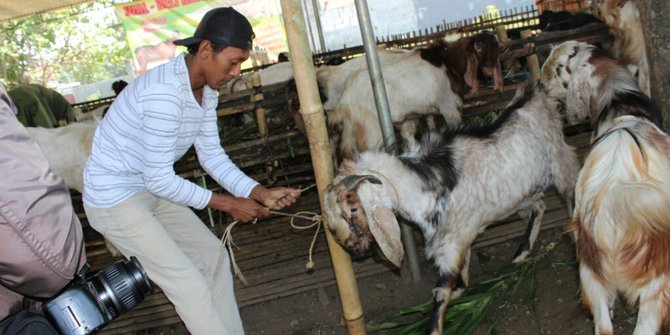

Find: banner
115;0;288;74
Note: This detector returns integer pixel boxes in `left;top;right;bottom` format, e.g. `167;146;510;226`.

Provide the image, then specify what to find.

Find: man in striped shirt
83;7;300;335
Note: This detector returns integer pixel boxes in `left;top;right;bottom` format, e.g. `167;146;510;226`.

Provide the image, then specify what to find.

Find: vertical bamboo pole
251;72;268;137
521;29;541;80
495;25;514;79
309;0;326;52
279;0;367;334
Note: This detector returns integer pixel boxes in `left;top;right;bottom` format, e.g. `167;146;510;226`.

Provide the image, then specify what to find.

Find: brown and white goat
592;0;649;96
323;80;579;335
318;31;505;161
542;40;670;335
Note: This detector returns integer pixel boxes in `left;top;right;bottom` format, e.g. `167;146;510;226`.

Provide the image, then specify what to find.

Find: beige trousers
84;190;243;335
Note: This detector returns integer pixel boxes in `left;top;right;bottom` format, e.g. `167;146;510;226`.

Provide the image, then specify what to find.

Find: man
8;83;75;128
0;83;86;322
83;7;300;335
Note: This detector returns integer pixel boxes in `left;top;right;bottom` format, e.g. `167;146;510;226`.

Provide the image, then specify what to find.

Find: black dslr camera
43;256;153;335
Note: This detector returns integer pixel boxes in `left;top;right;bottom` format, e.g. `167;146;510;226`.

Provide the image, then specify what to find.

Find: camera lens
89;256;154;318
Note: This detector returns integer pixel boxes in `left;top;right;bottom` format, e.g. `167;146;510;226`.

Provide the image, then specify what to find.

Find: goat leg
512;200;546;263
427;271;467;335
579;265;615;335
633;280;669;335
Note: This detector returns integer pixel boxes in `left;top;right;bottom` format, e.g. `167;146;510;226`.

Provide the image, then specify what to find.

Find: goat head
323;174;404;267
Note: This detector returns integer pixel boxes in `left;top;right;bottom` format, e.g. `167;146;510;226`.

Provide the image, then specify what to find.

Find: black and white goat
318;31;505;161
323;80;579;334
542;40;670;335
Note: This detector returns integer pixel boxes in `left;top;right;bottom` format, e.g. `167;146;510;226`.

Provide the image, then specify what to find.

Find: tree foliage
0;1;132;89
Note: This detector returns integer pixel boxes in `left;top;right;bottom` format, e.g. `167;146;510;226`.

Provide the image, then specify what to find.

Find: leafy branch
366;243;556;335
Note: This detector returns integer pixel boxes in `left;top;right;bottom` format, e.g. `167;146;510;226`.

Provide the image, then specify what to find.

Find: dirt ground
240;227;639;335
142;226;638;335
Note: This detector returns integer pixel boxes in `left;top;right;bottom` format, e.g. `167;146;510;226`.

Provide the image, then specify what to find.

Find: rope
216;183;322;284
269;210;322;271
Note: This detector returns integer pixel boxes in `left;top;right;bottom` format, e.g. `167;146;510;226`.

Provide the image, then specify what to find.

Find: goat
26;122;96;194
541;40;670;335
319;31;505;162
592;0;649;96
26;121;122;258
73;106;104;124
222;61;295;94
538;10;603;32
323;80;580;335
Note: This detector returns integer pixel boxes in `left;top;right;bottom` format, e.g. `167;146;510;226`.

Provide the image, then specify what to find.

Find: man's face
202;42;250;90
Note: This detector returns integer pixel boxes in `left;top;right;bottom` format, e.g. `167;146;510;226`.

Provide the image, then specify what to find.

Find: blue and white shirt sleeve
195;107;259;198
139;84;213;209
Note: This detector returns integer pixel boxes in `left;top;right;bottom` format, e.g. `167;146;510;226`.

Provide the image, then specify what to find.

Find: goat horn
340;174;382;190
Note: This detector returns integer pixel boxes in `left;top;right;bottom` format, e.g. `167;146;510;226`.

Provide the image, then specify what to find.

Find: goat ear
464;52;480;95
369;204;403;267
565;64;592;124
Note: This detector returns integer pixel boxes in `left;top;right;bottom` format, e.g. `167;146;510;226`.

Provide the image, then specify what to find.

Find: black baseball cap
173;7;255;50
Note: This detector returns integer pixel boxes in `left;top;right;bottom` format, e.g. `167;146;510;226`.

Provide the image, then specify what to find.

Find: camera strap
0;310;60;335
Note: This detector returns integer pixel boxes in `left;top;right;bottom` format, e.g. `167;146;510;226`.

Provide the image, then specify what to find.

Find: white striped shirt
83;54;258;209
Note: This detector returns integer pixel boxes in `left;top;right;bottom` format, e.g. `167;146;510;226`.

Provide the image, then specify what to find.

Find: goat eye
350;207;358;213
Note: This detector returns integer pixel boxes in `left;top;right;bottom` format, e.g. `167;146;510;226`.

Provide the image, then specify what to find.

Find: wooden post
521;29;541;80
495;24;514;79
279;0;367;334
637;0;670;129
251;72;268;137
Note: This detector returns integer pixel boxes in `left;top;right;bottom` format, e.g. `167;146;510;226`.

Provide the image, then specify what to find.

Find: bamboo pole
521;29;541;80
251;72;268;137
279;0;367;334
495;24;515;79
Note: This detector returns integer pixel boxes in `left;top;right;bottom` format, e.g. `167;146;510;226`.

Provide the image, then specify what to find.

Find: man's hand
208;193;270;223
250;185;301;210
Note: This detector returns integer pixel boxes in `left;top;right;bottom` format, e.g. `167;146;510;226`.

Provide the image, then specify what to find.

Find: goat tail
578;116;670;235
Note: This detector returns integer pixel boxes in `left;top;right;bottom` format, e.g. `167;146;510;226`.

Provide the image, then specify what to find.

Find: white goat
319;31;505;161
221;61;294;95
73;105;105;124
323;80;579;335
27;121;122;258
592;0;649;96
26;122;96;194
542;40;670;335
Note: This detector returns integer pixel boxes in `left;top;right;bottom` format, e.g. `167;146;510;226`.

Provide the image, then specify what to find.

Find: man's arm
0;84;86;319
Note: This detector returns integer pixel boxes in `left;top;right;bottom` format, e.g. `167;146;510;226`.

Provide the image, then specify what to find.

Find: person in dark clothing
8;84;75;128
111;80;128;96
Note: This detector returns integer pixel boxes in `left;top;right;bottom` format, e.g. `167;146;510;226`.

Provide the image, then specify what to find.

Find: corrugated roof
0;0;93;22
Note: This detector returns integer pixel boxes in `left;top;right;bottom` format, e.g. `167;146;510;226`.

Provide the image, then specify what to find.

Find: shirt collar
176;53;218;110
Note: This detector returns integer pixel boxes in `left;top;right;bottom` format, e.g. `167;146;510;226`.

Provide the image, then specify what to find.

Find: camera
43;256;153;335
